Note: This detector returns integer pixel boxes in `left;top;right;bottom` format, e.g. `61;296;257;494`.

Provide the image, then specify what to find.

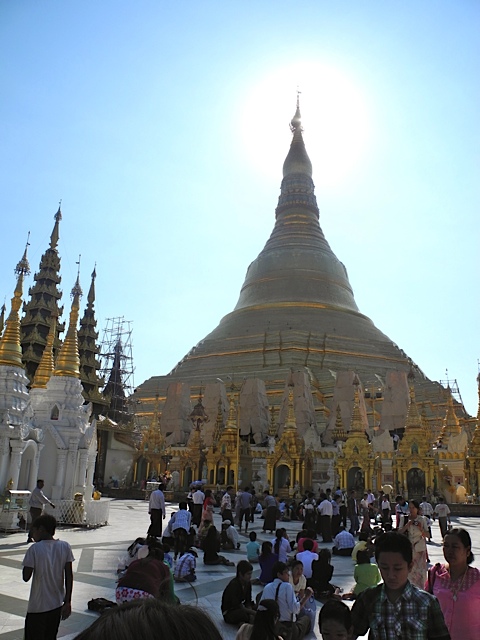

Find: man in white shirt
433;497;451;539
22;514;74;640
28;480;55;543
262;561;313;640
296;539;318;579
221;520;240;549
148;484;166;538
221;486;234;522
317;493;333;542
191;487;205;527
420;496;434;541
332;525;356;556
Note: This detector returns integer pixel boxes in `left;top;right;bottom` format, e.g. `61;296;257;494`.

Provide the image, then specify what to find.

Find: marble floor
1;499;479;639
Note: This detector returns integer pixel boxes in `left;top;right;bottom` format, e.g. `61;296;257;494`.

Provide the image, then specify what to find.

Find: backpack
87;598;117;613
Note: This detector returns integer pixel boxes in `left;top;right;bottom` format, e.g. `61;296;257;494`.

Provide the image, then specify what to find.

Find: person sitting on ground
318;599;354;640
173;547;197;582
236;598;284;640
272;528;290;563
342;549;382;600
259;541;278;586
262;561;313;640
73;598;223;640
222;520;241;550
116;545;172;604
202;524;235;566
246;531;260;564
351;531;450;640
332;525;356;556
295;539;319;580
310;549;340;600
169;501;192;561
221;560;256;626
296;529;318;553
161;517;175;549
162;543;174;568
289;560;307;599
290;559;317;630
351;531;369;563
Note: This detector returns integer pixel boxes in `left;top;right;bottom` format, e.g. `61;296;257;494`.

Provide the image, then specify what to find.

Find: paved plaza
1;499;479;639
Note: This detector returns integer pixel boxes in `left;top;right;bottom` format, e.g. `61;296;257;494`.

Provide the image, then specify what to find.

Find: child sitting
246;531;260;563
351;531;450;640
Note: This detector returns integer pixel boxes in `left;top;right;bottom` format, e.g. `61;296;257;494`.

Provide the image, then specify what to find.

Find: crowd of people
21;479;480;640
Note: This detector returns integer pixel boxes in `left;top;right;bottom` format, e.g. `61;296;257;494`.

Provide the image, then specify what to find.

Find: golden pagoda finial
226;394;237;428
405;369;422;430
350;375;364;433
285;385;297;431
0;239;31;367
31;313;57;388
212;398;224;446
50;203;62;250
268;405;277;438
332;404;347;442
283;92;312;178
53;278;81;377
441;392;461;438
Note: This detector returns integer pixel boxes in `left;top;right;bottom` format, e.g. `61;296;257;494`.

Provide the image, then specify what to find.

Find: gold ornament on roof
0;239;30;367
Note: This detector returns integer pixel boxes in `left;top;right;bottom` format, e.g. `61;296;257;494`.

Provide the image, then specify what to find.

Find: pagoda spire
332;404;347;442
53;279;81;378
405;369;423;431
284;386;297;431
0;242;31;367
31;313;57;388
50;203;62;249
21;207;65;382
282;91;313;179
350;377;364;433
78;267;107;413
0;302;6;337
440;391;461;444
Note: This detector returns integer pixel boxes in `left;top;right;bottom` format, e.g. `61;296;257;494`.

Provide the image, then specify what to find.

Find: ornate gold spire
212;398;224;446
0;242;30;367
284;386;297;431
283;92;312;178
440;390;461;441
225;394;237;430
31;313;57;388
50;204;62;250
350;376;364;433
268;405;278;438
53;279;81;378
405;369;422;431
332;404;347;442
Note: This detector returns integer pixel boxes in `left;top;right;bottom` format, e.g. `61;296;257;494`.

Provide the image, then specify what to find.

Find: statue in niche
411;442;419;455
171;470;180;491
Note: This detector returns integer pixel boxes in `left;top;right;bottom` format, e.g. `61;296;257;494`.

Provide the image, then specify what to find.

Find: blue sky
1;1;479;414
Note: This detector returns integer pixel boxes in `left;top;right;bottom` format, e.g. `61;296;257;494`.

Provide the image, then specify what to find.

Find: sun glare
239;62;371;188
